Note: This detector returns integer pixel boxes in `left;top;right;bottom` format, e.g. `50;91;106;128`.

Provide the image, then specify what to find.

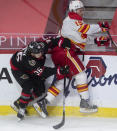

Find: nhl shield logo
29;60;36;66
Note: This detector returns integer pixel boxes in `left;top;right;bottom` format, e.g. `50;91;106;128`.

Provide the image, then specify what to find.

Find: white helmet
69;0;84;12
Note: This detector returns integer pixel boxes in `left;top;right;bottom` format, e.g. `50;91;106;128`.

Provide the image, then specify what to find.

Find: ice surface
0;115;117;131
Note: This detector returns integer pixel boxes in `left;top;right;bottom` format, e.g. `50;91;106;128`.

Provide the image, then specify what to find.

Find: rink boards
1;52;117;117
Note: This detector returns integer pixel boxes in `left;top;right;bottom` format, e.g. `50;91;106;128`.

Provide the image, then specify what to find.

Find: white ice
0;115;117;131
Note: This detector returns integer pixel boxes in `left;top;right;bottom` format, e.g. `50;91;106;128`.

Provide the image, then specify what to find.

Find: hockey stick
106;30;115;46
106;30;117;52
53;77;71;129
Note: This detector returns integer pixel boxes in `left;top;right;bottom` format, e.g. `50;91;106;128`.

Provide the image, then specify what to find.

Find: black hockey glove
56;65;70;80
60;65;70;75
61;38;71;49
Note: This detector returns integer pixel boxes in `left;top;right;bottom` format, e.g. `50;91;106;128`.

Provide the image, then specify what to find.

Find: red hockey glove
94;36;110;46
98;21;110;32
56;65;70;80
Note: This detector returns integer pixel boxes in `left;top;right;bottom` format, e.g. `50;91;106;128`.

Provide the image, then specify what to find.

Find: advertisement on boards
0;54;117;108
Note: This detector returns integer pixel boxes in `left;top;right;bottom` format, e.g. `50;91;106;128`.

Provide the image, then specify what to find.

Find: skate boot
80;99;98;113
10;100;20;113
33;98;48;118
11;100;28;115
17;108;26;121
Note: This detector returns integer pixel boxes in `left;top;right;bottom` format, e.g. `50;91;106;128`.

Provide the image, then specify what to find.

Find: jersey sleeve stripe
70;39;86;50
78;24;90;34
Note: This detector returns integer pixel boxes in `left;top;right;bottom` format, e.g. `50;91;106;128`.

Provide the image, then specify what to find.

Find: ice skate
10;100;20;113
10;100;28;115
17;108;26;121
33;98;48;118
80;99;98;113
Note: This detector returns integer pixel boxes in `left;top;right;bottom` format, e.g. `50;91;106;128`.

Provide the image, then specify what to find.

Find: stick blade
53;117;65;129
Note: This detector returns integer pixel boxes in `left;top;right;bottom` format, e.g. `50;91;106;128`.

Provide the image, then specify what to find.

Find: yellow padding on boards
0;106;117;118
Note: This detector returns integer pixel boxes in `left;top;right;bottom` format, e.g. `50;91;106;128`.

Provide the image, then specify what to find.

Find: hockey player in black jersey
10;40;69;120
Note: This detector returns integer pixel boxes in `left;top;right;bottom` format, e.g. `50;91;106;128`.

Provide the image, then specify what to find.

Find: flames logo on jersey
86;57;107;78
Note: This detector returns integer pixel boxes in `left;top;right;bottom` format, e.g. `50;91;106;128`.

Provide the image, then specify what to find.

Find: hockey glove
60;65;70;75
98;21;110;32
94;36;110;46
56;65;70;80
58;37;71;49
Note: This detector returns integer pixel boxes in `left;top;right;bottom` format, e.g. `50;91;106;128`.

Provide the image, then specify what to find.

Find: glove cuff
58;37;64;47
57;66;61;75
56;67;64;80
94;36;110;46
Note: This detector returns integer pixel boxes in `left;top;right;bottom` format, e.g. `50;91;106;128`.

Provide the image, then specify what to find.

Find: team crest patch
29;60;36;66
20;74;29;79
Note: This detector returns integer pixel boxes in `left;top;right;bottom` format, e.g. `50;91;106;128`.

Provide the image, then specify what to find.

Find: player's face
76;8;84;17
31;52;42;58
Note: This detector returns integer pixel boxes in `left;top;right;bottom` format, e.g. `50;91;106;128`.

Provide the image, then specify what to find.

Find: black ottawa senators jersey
10;47;57;80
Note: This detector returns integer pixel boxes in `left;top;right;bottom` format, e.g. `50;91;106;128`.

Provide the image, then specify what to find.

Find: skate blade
33;103;47;118
17;117;24;122
80;108;98;113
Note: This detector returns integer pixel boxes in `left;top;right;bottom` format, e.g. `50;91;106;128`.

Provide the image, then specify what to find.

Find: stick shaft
107;30;114;45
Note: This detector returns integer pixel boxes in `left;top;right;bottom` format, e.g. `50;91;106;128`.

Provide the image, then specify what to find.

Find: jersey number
34;67;43;76
16;52;23;62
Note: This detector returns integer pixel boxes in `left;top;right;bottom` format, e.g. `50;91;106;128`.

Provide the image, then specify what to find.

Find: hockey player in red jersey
43;0;110;113
10;41;69;120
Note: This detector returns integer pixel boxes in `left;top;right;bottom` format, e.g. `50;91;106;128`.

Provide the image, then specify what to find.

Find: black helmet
27;41;45;54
